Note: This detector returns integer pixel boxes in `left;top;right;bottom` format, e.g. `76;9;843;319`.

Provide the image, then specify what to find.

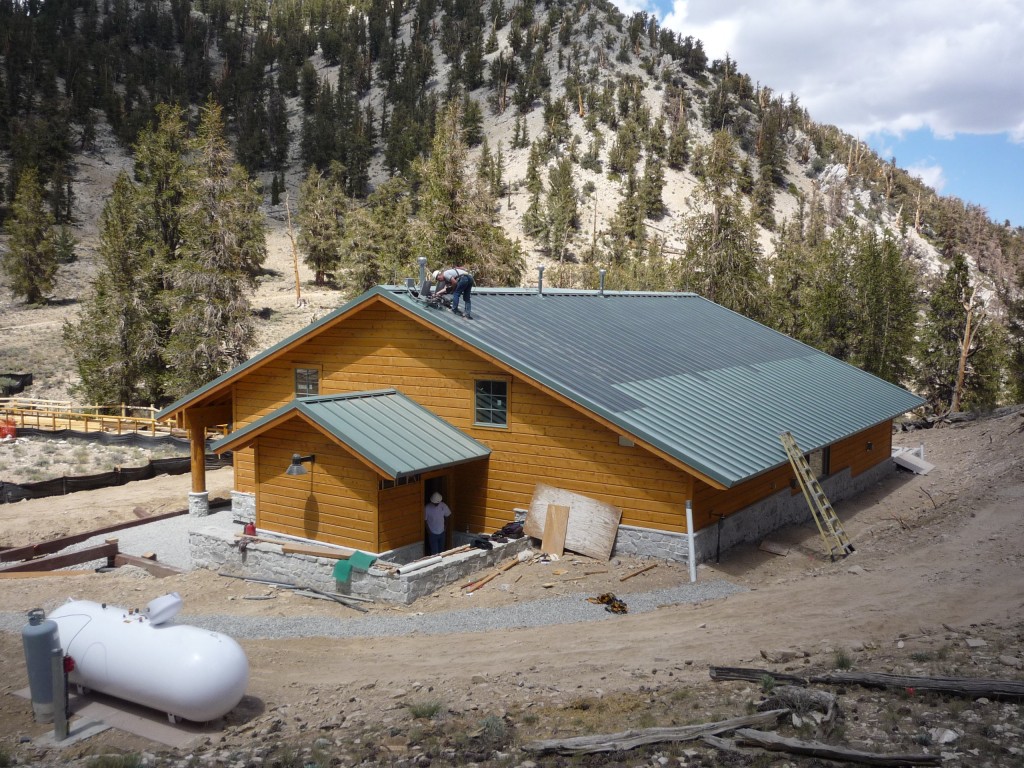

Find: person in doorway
424;491;452;555
432;267;474;318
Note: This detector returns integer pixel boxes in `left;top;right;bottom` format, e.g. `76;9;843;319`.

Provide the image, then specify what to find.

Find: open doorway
423;476;451;554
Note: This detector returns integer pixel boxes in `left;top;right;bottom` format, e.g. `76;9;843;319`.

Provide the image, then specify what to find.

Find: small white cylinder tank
48;597;249;722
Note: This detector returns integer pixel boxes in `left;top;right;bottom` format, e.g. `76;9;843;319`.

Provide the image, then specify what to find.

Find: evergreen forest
1;0;1023;411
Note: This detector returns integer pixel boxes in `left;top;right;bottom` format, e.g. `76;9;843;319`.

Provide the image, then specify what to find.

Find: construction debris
587;592;627;614
619;563;657;582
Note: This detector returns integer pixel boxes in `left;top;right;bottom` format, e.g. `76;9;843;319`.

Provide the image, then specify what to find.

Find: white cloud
905;162;947;193
634;0;1024;143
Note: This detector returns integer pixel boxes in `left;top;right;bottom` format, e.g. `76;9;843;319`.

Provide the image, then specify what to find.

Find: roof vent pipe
537;265;545;296
599;269;606;296
417;256;428;294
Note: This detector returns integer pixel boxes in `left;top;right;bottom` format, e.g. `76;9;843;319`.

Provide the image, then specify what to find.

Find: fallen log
734;728;942;766
709;666;809;685
810;671;1024;701
522;710;790;754
712;665;1024;701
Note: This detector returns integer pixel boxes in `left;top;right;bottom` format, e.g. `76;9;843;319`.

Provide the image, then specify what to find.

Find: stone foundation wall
613;525;689;561
189;528;532;605
609;459;896;566
691;458;896;563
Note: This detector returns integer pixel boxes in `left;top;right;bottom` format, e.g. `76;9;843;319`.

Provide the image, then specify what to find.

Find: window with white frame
474;380;508;426
295;367;319;397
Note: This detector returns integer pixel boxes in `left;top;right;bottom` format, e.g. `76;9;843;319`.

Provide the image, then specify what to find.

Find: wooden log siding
255;419;379;550
830;421;892;478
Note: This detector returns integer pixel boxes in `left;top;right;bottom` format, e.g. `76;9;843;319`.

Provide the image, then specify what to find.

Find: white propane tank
48;597;249;722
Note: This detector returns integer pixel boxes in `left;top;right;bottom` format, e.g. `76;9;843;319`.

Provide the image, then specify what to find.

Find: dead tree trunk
949;286;980;414
523;710;789;754
735;729;942;766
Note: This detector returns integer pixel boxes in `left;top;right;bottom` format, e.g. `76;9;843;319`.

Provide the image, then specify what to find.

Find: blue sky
612;0;1024;227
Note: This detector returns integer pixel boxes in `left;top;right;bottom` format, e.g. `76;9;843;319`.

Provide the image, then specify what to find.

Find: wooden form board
524;484;622;561
540;504;570;556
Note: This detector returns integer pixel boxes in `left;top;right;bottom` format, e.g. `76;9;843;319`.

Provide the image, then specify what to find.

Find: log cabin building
157;280;924;564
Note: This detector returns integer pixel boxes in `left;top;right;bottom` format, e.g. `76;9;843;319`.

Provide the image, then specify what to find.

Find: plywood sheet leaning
524;484;622;561
541;504;570;556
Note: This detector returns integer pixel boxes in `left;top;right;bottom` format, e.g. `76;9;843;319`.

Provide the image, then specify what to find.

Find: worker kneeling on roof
432;267;474;319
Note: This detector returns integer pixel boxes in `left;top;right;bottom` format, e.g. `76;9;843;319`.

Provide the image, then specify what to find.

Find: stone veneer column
189;490;210;517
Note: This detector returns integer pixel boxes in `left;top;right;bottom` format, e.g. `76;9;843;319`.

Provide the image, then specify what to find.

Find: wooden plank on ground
280;543;355;559
113;554;186;578
0;541;119;573
541;504;570;556
0;509;187;562
0;570;96;579
524;483;622;561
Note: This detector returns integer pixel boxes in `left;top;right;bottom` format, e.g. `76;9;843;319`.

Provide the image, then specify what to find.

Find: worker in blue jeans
432;267;474;319
424;492;451;555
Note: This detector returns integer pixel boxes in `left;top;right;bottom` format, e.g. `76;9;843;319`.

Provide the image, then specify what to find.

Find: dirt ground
1;407;1022;766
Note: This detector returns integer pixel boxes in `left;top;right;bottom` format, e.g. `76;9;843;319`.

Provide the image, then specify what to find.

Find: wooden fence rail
0;398;178;437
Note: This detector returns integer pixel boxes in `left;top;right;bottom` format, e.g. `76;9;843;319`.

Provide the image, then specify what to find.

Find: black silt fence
0;429;231;504
0;373;33;396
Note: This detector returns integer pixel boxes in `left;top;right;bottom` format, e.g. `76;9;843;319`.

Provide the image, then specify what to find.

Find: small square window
295;368;319;397
475;380;508;427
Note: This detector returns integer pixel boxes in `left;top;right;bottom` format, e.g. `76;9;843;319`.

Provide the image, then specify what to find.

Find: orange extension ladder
780;431;855;560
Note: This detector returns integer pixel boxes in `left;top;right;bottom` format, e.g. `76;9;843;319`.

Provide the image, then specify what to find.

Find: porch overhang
210;389;490;479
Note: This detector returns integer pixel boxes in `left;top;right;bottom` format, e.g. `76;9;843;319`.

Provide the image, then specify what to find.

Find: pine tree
342;176;415;291
63;172;164;406
544;155;578;261
3;168;59;304
297;163;348;286
639;157;666;219
674;138;767;321
164;100;267;398
850;229;917;383
414;100;524;285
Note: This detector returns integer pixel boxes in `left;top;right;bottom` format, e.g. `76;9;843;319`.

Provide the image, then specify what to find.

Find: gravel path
1;507;745;638
0;580;743;639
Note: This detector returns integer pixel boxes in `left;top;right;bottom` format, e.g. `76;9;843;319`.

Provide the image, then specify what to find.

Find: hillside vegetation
1;0;1023;410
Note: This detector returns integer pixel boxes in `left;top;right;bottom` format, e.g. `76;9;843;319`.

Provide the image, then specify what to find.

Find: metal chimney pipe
599;269;606;296
537;265;544;295
417;257;428;294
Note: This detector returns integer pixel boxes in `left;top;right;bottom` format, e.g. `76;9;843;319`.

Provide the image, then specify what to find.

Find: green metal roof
210;389;491;479
167;285;925;489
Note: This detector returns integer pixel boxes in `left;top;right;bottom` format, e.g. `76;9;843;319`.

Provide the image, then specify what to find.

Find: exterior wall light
286;453;315;476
